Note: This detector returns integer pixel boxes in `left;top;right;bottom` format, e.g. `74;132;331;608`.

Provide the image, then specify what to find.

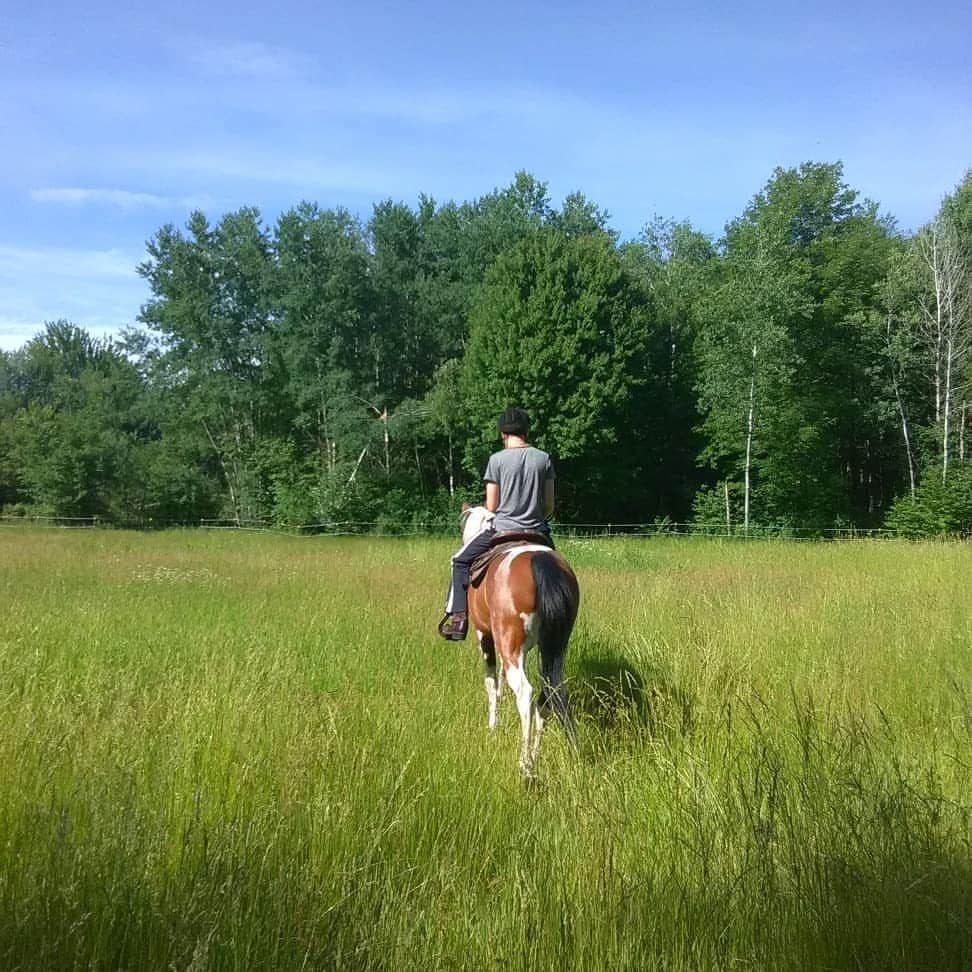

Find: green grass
1;527;970;970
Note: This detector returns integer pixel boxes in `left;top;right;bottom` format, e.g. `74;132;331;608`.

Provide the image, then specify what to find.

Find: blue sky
2;0;970;350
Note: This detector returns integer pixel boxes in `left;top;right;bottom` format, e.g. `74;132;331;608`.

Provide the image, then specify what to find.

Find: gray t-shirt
483;446;555;531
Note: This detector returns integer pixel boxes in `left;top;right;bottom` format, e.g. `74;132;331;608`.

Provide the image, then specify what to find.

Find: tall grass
1;528;970;969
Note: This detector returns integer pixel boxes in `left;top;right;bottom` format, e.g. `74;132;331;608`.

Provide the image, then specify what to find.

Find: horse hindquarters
529;552;579;748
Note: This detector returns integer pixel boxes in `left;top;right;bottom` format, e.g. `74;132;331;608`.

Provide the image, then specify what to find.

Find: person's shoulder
483;448;507;477
530;447;554;476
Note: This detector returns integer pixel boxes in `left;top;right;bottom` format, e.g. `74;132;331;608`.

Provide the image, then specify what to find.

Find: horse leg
503;647;535;777
478;632;499;729
530;705;545;768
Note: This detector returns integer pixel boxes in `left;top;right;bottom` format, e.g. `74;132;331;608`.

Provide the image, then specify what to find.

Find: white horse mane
461;505;494;544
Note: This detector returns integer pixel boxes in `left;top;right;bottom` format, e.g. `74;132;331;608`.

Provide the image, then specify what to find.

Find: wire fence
0;514;102;528
0;512;912;541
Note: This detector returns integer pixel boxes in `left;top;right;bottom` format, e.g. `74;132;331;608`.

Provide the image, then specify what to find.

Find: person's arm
543;477;555;517
485;481;500;512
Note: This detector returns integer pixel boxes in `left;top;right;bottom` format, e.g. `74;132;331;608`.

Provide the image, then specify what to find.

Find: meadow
1;526;970;971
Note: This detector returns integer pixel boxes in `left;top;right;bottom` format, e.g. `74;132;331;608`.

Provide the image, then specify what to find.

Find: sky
1;0;971;351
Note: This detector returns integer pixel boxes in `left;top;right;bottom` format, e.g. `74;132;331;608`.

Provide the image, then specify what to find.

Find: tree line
2;163;971;535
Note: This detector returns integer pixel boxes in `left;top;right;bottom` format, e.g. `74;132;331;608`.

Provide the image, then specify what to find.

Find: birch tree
696;163;896;528
695;246;803;531
914;214;970;481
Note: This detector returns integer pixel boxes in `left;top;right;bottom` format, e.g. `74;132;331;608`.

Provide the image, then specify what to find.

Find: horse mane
461;505;494;544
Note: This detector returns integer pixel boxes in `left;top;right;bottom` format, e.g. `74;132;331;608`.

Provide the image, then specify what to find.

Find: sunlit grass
1;528;970;969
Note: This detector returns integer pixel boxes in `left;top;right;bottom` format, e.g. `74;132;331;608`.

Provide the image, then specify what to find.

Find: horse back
469;545;575;636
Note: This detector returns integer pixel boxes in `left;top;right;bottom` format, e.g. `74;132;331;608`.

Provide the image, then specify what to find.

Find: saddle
469;529;554;589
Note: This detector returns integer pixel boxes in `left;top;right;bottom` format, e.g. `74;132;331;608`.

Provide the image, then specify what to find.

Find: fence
1;513;907;541
0;514;101;528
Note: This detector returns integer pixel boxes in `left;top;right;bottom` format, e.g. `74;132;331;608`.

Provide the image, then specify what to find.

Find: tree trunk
933;233;944;424
744;343;757;536
202;418;239;525
900;401;916;498
447;432;455;497
382;408;390;475
886;311;917;499
943;333;953;483
347;446;369;486
961;401;967;462
321;398;333;474
918;218;969;476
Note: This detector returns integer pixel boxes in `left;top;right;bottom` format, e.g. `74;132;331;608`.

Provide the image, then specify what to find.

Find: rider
438;406;555;641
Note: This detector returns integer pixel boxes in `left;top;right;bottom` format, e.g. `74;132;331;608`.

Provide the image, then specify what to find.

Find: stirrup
438;612;468;641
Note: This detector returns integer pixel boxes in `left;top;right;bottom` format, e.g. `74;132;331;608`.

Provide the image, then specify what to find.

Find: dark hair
498;407;530;437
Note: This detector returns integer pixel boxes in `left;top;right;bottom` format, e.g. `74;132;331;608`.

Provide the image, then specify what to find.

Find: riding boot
438;611;468;640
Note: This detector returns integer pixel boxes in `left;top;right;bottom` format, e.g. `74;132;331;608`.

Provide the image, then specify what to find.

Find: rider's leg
444;529;495;615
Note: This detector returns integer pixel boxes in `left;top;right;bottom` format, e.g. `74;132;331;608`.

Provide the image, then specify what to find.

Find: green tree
460;171;552;276
3;322;149;518
695;162;897;529
423;357;466;498
548;191;615;240
368;199;433;402
271;202;375;510
139;209;278;522
623;217;715;518
879;173;972;510
0;347;28;509
462;226;653;519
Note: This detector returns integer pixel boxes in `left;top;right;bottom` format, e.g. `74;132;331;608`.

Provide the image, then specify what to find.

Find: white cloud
0;315;45;350
0;244;148;350
213;76;601;129
29;187;212;211
30;187;168;209
159;149;415;196
0;244;141;280
181;39;313;81
0;315;122;351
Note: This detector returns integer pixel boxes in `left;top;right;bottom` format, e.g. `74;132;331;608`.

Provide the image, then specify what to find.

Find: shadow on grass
801;849;972;971
599;836;972;971
566;638;695;756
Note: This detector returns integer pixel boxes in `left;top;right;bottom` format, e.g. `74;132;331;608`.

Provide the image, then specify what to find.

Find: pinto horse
460;506;580;776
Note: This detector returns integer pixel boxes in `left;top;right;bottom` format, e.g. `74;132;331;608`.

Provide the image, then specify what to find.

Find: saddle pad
469;534;553;589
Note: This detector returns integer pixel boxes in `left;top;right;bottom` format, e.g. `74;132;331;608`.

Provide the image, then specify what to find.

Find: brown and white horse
461;506;580;777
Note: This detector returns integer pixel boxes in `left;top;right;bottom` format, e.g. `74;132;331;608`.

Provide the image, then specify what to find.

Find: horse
460;505;580;777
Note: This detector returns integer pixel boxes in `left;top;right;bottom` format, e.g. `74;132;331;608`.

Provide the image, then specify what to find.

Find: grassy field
1;527;971;970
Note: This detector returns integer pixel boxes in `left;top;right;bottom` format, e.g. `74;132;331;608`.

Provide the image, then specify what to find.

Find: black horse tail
530;551;579;749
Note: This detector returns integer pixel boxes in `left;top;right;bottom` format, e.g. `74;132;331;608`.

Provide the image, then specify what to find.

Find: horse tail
530;551;579;749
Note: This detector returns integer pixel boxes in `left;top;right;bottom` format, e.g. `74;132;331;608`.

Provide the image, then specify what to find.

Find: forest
1;161;971;535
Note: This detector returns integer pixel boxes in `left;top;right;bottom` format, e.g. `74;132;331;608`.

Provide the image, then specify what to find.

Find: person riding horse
438;407;555;641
